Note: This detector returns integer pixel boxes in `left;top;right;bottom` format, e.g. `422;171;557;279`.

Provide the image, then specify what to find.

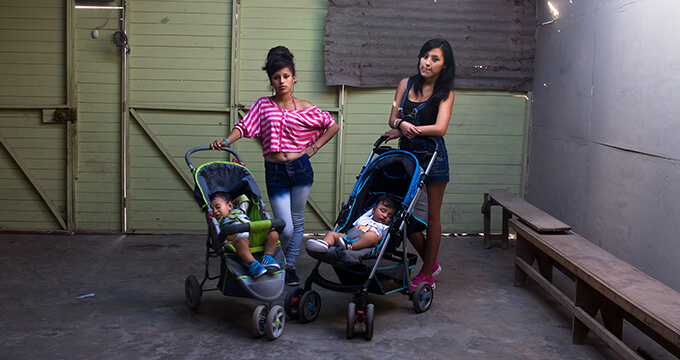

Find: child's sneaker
432;261;442;277
260;254;280;271
336;237;352;250
285;267;300;286
306;239;330;253
248;261;267;278
410;272;435;290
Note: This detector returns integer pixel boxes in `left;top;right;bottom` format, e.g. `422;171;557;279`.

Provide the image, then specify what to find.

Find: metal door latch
43;108;78;123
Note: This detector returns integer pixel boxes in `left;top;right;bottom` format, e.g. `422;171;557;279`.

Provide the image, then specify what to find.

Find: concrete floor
0;233;644;359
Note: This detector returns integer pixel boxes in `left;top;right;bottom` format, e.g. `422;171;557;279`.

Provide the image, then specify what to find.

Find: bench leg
537;252;553;283
600;298;623;340
573;279;600;344
482;193;491;249
501;209;510;249
514;233;534;287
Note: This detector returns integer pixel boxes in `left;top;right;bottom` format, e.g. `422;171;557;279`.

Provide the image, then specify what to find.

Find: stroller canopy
193;161;263;212
337;150;425;233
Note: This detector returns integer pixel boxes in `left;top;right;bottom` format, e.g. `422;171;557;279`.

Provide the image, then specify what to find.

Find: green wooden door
0;0;73;232
125;1;234;232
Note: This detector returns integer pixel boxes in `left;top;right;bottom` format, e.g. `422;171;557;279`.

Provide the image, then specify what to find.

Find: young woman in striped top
211;46;339;286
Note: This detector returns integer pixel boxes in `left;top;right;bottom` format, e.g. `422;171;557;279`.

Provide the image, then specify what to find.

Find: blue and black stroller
184;146;287;340
283;136;439;340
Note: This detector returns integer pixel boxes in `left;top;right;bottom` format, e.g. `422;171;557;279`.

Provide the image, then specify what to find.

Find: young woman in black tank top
383;38;455;290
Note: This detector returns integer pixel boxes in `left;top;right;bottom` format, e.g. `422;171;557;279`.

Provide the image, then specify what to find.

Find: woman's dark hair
262;45;296;81
411;38;455;105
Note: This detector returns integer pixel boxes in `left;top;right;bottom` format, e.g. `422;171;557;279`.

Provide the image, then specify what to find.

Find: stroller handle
216;218;286;243
373;136;439;153
185;145;245;171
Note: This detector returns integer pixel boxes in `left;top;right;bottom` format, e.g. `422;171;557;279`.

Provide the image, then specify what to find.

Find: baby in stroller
209;191;281;278
306;195;398;253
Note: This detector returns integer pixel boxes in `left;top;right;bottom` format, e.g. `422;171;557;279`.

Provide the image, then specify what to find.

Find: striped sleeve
234;97;266;138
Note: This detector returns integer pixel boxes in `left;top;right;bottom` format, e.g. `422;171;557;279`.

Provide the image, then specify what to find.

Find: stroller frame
183;146;287;340
284;136;440;340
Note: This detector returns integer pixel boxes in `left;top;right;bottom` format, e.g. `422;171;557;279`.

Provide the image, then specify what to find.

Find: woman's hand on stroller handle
381;129;401;141
210;139;228;150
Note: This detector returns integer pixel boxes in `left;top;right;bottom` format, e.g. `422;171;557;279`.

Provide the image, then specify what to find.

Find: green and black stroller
184;146;287;340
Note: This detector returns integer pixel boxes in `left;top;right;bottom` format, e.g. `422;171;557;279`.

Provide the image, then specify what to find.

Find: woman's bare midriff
264;151;305;163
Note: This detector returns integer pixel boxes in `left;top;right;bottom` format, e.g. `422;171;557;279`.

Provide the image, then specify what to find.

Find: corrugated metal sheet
324;0;535;91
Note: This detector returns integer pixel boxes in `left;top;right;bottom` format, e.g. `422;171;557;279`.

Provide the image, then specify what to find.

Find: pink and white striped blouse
235;97;336;155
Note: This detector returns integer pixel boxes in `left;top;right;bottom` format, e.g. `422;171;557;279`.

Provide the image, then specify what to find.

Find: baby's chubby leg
349;231;381;251
232;237;269;277
305;231;345;253
232;237;256;264
322;231;345;247
263;230;279;256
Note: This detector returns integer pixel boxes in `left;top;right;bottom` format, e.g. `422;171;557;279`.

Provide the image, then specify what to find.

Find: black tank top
402;96;438;126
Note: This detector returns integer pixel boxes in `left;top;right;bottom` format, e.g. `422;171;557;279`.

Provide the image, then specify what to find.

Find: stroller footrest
306;246;372;267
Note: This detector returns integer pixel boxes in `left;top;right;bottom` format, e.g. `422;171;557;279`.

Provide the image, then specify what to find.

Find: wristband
396;119;404;130
223;138;230;147
311;143;318;153
392;119;401;129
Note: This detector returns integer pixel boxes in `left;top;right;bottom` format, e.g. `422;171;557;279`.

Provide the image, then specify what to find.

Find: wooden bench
481;189;571;249
511;218;680;360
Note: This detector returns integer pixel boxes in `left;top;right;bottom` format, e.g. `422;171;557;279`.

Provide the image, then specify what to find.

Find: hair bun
262;45;296;78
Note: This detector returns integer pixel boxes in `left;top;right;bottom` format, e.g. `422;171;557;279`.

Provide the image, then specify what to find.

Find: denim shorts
399;136;450;183
264;153;314;193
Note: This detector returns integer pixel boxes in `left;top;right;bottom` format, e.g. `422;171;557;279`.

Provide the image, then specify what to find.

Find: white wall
528;0;680;291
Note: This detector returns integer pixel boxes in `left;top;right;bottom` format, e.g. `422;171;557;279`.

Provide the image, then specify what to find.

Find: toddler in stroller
306;194;398;252
184;146;287;340
209;191;280;278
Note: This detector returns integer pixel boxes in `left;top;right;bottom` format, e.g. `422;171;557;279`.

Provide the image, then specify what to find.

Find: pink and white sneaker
410;272;435;291
432;261;442;277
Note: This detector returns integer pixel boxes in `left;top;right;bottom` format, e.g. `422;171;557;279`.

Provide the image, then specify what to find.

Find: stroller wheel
299;290;322;323
364;303;375;341
266;305;286;340
185;275;201;310
284;287;305;320
251;304;268;338
346;302;356;339
412;283;434;313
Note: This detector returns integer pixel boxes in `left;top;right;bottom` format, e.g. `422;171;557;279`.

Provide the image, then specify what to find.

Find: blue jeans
265;154;314;267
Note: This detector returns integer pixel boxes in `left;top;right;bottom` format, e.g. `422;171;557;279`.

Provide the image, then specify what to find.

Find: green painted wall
125;0;233;232
75;3;123;231
0;0;68;231
0;0;528;234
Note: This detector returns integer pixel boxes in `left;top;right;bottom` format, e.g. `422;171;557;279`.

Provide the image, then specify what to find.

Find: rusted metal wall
325;0;535;91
